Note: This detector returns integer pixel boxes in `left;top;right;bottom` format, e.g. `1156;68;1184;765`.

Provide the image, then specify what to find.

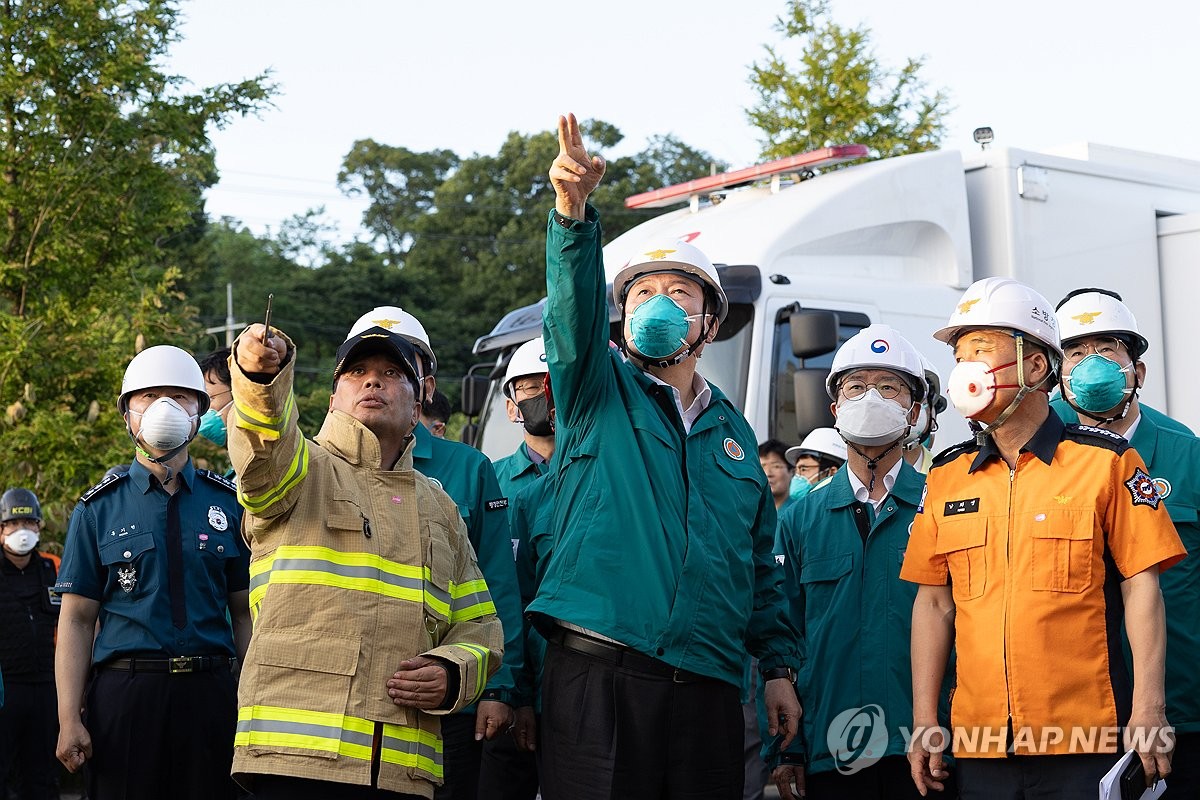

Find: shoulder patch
197;469;238;493
80;470;127;504
931;438;980;469
1063;423;1130;454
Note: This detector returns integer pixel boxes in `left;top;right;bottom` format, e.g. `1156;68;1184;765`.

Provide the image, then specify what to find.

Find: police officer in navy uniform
54;345;251;800
0;488;61;799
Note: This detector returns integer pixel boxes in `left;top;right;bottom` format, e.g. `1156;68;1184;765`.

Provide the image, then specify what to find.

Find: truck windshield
473;303;754;461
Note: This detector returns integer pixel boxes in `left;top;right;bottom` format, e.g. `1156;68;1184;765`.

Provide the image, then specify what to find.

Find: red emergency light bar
624;144;870;209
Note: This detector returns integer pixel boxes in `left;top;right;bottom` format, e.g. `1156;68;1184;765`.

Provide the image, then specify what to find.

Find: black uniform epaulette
197;469;238;493
931;438;981;469
80;471;127;504
1064;423;1130;454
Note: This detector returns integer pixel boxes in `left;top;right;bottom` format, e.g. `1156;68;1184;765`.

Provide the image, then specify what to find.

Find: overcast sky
168;0;1200;242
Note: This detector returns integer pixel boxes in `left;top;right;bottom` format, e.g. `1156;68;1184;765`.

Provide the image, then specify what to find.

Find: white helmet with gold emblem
934;277;1063;358
611;240;728;322
1054;288;1148;359
343;305;437;375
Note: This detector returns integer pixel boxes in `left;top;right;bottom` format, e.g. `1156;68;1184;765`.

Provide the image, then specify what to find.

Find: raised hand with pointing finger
549;112;605;221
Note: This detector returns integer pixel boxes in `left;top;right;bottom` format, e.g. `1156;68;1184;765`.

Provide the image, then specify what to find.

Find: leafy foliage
0;0;271;541
747;0;950;162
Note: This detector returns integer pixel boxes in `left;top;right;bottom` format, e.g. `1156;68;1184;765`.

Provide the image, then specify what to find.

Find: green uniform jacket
770;462;952;774
493;443;550;707
510;472;556;712
412;422;525;709
1052;399;1200;732
529;206;798;685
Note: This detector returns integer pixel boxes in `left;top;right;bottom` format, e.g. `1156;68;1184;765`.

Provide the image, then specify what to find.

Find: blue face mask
1065;354;1133;413
789;475;813;501
197;408;228;447
628;294;694;360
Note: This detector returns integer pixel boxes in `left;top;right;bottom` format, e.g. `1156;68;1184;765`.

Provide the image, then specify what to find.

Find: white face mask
131;397;197;451
4;528;39;556
835;388;913;447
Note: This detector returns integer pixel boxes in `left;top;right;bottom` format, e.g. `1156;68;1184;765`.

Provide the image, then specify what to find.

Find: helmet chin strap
845;436;906;492
973;334;1054;446
128;424;195;486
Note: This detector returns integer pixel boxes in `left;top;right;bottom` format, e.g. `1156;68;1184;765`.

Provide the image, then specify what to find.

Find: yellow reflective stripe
233;392;294;438
450;598;496;623
238;437;309;514
453;642;490;701
235;705;374;761
452;578;489;597
247;545;451;617
381;722;443;777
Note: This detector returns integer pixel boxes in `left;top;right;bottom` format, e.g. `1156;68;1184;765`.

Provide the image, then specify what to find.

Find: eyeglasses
510;382;544;400
795;464;820;477
838;379;909;401
1063;336;1126;365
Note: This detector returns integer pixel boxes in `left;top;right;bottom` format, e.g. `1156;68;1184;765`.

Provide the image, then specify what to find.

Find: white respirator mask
4;528;39;556
131;397;198;451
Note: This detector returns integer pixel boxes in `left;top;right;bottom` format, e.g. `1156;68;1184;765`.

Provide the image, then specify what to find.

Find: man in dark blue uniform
54;345;251;800
0;488;60;799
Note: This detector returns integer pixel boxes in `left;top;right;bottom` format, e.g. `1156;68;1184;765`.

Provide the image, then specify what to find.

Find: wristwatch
761;666;796;683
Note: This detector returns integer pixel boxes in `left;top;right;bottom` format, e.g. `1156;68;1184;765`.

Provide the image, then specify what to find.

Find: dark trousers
742;700;768;800
479;719;540;800
0;681;59;800
539;639;744;800
84;666;238;800
433;712;482;800
252;775;423;799
806;754;956;799
956;753;1121;800
1163;731;1200;797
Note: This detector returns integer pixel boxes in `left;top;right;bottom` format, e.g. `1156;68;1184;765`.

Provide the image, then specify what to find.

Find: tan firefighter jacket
227;337;503;796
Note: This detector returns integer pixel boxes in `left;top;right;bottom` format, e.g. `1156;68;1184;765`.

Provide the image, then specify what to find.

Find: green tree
0;0;271;542
747;0;950;162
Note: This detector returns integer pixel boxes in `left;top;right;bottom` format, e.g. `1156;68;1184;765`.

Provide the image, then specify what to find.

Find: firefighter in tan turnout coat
227;319;503;798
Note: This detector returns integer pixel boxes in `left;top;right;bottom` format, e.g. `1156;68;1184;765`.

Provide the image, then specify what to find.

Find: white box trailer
466;143;1200;459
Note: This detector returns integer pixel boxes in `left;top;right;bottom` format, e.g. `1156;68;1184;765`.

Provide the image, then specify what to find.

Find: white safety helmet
934;277;1063;358
612;240;729;322
503;338;549;399
785;427;848;467
1055;289;1149;359
118;345;208;415
825;324;927;401
344;306;437;376
904;352;947;449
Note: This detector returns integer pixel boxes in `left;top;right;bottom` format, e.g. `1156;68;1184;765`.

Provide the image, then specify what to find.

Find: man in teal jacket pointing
528;113;801;800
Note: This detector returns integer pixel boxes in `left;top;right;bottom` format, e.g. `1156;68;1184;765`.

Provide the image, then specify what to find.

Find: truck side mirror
794;369;835;434
461;369;491;418
790;310;839;359
460;422;478;447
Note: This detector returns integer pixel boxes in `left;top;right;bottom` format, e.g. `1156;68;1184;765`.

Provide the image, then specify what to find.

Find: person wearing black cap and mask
0;488;60;800
227;318;503;799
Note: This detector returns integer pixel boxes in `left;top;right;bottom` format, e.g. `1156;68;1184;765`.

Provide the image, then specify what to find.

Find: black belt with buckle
547;627;719;684
100;655;237;674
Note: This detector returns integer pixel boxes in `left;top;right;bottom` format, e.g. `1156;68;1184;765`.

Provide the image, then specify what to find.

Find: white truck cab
467;142;1200;459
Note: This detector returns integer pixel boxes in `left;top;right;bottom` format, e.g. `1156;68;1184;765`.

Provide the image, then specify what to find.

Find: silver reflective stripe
381;731;442;767
450;588;494;613
247;557;452;609
236;717;374;750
